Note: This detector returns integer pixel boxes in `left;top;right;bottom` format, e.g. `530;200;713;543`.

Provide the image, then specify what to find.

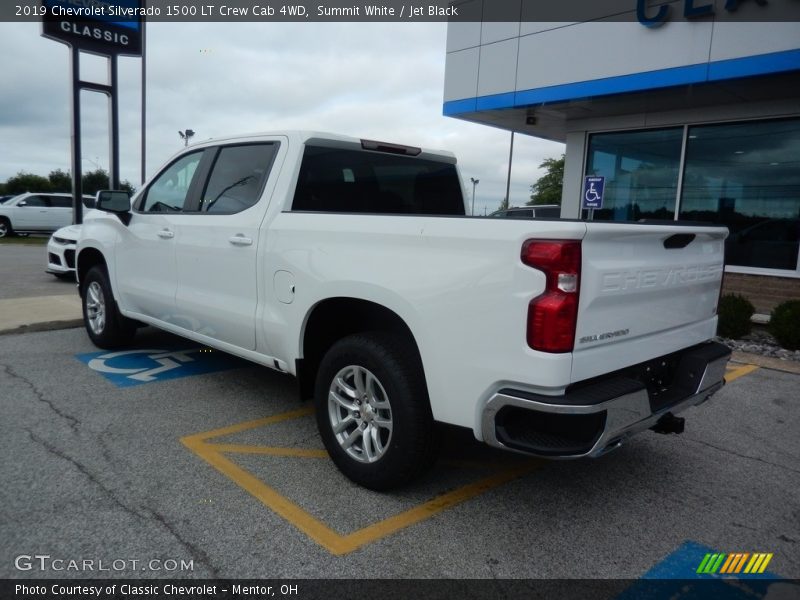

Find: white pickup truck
76;131;731;489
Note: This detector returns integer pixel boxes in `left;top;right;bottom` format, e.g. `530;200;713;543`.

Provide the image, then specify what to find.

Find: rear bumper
481;341;731;458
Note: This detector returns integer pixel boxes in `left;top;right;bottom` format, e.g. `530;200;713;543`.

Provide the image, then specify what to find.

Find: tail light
521;240;581;353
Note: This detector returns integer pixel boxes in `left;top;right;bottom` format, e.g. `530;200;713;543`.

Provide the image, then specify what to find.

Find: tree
4;171;52;195
497;197;509;211
48;169;72;192
82;169;113;196
81;169;137;195
2;169;136;197
528;154;565;206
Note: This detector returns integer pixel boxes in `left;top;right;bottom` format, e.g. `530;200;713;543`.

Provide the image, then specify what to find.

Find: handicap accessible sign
76;346;245;387
583;176;605;210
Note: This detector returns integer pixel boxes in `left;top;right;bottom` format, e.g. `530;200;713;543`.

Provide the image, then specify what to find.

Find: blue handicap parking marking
641;540;779;580
615;540;790;600
76;346;247;387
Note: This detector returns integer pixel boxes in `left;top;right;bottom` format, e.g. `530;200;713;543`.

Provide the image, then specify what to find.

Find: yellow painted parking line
182;406;314;443
208;444;329;458
341;463;536;552
725;364;759;383
181;409;541;556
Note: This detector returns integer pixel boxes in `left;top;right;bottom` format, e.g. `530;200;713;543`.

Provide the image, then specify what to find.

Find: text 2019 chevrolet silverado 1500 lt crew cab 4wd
76;131;731;490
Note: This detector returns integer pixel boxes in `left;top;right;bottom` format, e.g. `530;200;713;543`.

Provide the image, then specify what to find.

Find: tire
0;218;11;238
314;332;439;490
80;265;136;349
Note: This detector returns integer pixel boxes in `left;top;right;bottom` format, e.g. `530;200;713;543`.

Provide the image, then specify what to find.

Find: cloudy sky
0;21;562;214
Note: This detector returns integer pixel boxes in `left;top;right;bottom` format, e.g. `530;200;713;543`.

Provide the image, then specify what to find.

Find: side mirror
17;200;27;207
95;190;131;225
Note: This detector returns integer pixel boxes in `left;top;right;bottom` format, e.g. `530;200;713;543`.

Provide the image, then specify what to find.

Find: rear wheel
315;332;439;490
80;265;136;349
0;218;11;238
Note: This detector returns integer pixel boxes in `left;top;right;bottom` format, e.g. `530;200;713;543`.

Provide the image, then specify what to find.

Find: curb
0;319;83;337
730;350;800;375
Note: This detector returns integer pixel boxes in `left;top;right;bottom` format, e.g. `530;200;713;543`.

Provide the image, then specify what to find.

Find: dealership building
444;4;800;315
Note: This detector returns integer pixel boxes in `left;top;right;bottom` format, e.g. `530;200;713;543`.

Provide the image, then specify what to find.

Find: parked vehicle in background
46;224;82;279
0;192;94;238
77;131;731;490
0;195;14;204
490;205;561;219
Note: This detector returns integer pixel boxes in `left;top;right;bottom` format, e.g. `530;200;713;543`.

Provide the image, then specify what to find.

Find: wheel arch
0;214;12;236
76;246;108;296
296;297;428;403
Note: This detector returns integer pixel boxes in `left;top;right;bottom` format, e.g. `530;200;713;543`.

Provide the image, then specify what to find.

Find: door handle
157;229;174;239
229;234;253;246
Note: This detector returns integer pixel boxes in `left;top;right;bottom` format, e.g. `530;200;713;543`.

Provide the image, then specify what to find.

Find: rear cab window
291;146;464;215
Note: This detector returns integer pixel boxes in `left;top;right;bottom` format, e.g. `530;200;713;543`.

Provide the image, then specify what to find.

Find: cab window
142;152;203;213
199;144;277;214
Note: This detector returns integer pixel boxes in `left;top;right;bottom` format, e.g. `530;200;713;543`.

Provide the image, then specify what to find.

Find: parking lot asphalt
1;326;798;581
0;242;76;300
0;243;82;334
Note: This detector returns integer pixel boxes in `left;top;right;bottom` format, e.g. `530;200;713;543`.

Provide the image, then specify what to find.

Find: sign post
41;0;142;224
582;175;605;221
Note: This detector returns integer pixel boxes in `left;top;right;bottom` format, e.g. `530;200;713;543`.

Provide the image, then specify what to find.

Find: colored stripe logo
697;552;773;574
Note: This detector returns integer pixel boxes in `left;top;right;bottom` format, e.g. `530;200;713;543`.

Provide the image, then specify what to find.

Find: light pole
82;157;103;171
505;131;514;209
470;177;479;216
179;129;195;147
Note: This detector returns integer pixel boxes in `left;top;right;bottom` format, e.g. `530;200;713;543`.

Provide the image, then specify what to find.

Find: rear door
572;222;727;381
173;140;283;350
48;196;73;229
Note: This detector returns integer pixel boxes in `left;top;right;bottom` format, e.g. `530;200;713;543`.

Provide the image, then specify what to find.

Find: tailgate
572;222;727;381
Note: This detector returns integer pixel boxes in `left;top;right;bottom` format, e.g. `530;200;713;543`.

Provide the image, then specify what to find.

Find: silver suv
0;193;94;238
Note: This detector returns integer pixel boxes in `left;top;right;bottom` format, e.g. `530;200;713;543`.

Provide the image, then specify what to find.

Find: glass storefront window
679;119;800;271
585;128;683;221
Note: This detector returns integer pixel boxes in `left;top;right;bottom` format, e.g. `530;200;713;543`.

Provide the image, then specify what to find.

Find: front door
116;150;206;322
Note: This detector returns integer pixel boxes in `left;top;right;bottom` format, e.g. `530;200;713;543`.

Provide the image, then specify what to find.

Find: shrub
717;294;755;339
769;300;800;350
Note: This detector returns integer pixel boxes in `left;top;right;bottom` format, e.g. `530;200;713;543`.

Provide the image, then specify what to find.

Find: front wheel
0;218;11;238
315;332;439;490
81;265;136;349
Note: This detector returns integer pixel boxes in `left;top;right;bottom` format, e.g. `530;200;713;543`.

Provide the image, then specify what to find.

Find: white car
46;224;82;279
0;192;94;238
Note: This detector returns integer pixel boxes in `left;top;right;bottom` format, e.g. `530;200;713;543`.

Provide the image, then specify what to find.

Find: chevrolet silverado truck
76;131;731;490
